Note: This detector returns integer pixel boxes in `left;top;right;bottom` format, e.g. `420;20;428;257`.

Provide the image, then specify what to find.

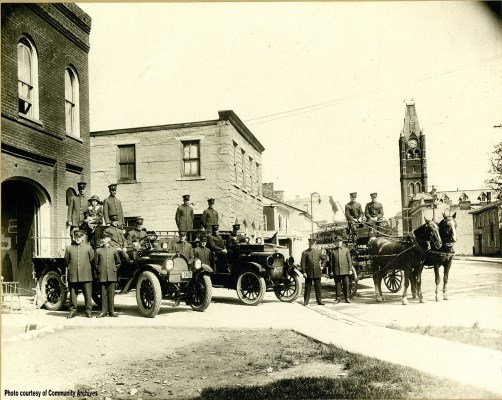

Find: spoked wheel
188;274;212;312
236;271;266;306
384;269;403;293
135;271;162;317
274;273;302;302
39;270;67;311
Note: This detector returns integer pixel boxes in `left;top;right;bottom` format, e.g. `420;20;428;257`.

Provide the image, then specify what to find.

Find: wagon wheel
384;269;403;293
349;275;358;298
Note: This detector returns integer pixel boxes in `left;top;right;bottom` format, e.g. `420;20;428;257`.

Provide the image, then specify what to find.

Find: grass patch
201;342;496;399
387;322;502;352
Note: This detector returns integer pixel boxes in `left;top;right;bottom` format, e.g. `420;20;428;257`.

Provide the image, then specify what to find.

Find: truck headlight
267;256;274;266
164;259;174;271
194;259;202;269
287;256;295;266
161;242;168;250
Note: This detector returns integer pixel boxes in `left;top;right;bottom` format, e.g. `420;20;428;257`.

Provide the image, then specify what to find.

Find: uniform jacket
172;241;194;265
65;242;94;283
364;201;384;220
345;201;363;222
207;234;226;252
194;246;212;265
102;196;124;225
126;228;147;247
95;245;121;282
67;194;88;226
329;246;353;276
227;233;245;248
201;207;219;230
300;248;325;279
175;204;194;231
104;225;127;249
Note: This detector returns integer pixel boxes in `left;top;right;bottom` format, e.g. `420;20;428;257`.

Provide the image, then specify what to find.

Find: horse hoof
376;297;383;303
444;296;449;301
419;298;425;304
435;297;440;302
402;298;409;305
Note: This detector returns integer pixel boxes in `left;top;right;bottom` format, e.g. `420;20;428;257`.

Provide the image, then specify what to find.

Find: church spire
402;101;422;140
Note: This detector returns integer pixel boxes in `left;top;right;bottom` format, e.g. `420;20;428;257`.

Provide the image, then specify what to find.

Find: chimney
274;190;284;202
262;183;274;198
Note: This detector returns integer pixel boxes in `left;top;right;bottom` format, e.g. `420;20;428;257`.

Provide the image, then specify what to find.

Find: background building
283;193;342;227
1;4;91;290
471;199;501;256
408;188;494;255
90;110;264;237
262;187;313;261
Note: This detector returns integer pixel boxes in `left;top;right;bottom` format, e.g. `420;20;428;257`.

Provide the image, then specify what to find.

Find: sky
79;2;502;218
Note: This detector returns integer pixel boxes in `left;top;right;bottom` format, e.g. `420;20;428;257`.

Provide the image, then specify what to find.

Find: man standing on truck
175;194;194;231
67;181;88;235
301;238;325;306
364;192;384;225
95;231;121;318
65;229;95;318
345;192;363;237
172;231;194;266
201;198;218;232
329;236;353;303
103;183;124;226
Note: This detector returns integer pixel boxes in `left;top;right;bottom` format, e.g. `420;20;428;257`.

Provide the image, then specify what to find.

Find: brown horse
368;219;442;305
422;213;457;301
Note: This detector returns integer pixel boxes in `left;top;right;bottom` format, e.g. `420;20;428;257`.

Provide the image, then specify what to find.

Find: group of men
344;192;384;226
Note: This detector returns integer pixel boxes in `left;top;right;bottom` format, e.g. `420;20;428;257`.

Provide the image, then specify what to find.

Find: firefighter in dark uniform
95;231;121;318
103;184;124;226
300;238;326;306
175;194;194;232
104;214;131;264
126;217;147;261
194;232;212;266
65;229;94;318
364;192;384;225
329;236;353;303
201;198;219;232
207;225;229;272
67;181;88;234
172;231;194;266
345;192;363;237
228;223;245;247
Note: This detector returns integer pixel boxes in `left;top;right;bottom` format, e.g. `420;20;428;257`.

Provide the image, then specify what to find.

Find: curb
2;324;64;343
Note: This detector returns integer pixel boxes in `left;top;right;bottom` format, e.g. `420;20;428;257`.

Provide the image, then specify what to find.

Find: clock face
408;139;417;148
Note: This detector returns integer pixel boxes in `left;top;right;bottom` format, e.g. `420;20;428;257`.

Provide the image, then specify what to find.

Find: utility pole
310;192;321;235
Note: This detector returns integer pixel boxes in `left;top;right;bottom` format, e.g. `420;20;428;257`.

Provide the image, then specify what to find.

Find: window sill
242;189;248;194
118;179;138;184
18;113;44;128
233;184;240;190
177;176;206;181
66;133;83;143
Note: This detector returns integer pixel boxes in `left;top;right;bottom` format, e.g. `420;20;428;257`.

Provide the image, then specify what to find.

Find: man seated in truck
207;225;230;272
171;231;194;267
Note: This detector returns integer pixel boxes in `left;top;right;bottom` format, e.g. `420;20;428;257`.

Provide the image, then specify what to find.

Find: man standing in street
345;192;363;237
194;232;212;266
172;231;194;266
300;238;325;306
64;229;94;318
95;231;121;318
67;181;88;234
175;194;194;232
103;184;124;226
201;198;218;232
329;236;353;303
364;192;384;225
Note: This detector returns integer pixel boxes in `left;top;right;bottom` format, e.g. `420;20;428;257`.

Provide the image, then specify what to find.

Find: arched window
409;182;415;195
407;149;413;159
17;36;39;119
278;215;283;229
415;182;421;193
65;67;80;136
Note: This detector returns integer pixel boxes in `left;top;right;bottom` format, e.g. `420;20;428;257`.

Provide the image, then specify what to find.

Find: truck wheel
349;276;358;298
135;271;162;317
188;274;212;312
39;270;67;311
274;273;302;302
236;271;266;306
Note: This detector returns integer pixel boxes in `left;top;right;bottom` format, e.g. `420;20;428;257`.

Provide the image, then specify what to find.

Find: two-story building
1;4;92;290
90;110;265;237
470;199;501;256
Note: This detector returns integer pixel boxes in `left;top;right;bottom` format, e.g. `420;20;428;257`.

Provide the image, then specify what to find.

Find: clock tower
399;101;428;233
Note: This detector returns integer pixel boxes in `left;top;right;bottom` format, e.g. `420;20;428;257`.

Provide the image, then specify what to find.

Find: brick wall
91;115;264;236
1;3;91;257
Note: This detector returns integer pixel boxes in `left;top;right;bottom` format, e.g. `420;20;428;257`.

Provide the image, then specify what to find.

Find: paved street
2;257;502;396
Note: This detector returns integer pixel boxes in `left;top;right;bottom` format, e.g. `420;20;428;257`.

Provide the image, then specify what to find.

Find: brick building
90;110;265;237
1;4;92;290
471;199;501;256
